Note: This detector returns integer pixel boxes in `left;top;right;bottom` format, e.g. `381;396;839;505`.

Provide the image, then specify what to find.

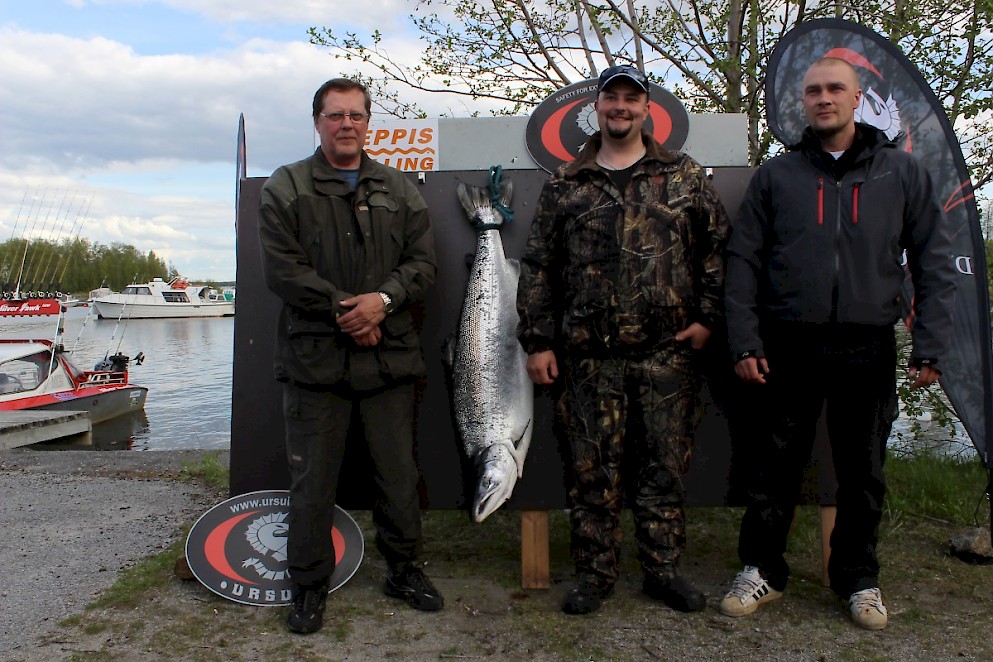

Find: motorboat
0;298;148;423
90;277;235;319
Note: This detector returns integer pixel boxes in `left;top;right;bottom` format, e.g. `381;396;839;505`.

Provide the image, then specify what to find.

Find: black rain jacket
725;123;955;365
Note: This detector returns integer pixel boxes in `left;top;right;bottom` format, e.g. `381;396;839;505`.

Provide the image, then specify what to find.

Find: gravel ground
0;448;224;657
3;447;992;661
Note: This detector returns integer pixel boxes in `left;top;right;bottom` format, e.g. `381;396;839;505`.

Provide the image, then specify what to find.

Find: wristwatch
377;291;394;314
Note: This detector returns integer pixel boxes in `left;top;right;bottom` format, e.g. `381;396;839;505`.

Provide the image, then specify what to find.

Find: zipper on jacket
830;179;841;323
852;182;861;224
817;178;824;225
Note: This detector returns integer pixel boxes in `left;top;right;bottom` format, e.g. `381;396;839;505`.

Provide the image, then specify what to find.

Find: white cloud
78;0;417;30
0;3;506;281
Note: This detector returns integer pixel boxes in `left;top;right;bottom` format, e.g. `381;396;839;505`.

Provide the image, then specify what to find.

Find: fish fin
440;334;456;374
506;257;521;277
509;418;533;478
455;180;489;219
456;178;510;231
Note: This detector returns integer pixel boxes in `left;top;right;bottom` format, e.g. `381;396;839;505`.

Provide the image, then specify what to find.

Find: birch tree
310;0;992;187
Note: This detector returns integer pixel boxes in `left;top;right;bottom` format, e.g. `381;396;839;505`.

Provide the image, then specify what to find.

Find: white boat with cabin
91;277;235;320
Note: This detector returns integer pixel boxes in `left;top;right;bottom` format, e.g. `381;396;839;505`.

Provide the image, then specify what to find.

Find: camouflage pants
559;347;700;587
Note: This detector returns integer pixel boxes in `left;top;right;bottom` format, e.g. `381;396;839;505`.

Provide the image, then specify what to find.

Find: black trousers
282;381;423;587
736;322;897;598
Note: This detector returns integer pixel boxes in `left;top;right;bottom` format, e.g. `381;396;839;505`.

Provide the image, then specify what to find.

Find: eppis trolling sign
185;490;364;606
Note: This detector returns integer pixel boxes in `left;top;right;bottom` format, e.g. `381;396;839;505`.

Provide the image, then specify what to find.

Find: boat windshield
122;286;152;295
0;350;52;395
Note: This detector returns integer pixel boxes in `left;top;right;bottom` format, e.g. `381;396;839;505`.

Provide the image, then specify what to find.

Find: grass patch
178;451;229;491
88;536;186;610
885;453;988;525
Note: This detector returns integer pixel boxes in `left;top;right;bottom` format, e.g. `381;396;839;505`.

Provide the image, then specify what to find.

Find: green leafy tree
311;0;993;188
0;238;167;294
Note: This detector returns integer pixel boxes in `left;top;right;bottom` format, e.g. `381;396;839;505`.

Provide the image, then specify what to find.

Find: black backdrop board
231;167;836;508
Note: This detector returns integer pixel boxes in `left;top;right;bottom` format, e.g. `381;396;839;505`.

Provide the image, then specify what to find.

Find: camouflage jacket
516;132;729;356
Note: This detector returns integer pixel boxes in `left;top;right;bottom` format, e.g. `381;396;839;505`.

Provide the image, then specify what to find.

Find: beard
604;115;634;139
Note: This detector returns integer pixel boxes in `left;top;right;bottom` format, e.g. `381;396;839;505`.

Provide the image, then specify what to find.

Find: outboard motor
94;353;131;372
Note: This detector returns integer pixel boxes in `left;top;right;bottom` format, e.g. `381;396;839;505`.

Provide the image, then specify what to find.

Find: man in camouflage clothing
516;64;730;615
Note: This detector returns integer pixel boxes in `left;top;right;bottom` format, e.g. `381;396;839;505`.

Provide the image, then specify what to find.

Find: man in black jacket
719;57;955;630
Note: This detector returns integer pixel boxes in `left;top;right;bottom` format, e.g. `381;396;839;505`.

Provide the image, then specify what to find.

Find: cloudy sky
0;0;480;283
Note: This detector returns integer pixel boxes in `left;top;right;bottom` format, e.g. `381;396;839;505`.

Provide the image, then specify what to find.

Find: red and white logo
525;79;690;173
185;490;364;606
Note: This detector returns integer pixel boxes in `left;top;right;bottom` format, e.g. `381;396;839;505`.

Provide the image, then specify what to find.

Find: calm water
1;305;233;451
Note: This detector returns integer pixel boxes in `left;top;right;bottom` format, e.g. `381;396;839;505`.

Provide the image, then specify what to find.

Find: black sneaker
384;564;444;611
643;574;706;613
286;582;329;634
562;580;614;615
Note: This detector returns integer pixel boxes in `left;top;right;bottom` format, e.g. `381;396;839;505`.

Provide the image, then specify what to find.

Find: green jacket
259;148;436;389
517;131;729;356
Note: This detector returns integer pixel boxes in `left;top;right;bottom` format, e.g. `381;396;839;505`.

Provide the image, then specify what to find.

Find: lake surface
2;305;233;451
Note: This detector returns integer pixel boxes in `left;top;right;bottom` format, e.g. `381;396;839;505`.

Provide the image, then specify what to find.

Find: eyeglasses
319;112;370;123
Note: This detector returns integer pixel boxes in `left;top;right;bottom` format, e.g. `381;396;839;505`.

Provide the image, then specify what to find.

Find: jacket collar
311;148;385;190
796;122;893;162
563;131;680;177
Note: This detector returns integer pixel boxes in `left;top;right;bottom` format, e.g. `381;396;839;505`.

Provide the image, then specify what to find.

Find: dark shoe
384;564;444;611
643;574;706;613
286;582;329;634
562;580;614;615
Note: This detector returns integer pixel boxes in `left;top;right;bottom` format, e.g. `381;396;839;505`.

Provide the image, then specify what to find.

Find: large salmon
446;170;533;523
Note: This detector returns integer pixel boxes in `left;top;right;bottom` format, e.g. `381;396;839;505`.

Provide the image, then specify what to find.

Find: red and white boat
0;298;147;423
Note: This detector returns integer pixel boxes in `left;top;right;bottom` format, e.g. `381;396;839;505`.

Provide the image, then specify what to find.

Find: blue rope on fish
488;165;514;225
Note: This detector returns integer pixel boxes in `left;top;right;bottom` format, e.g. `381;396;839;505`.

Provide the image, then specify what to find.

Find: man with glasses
517;64;730;615
259;78;442;634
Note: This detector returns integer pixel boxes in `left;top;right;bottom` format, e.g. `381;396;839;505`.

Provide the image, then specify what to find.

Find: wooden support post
819;505;836;588
521;510;550;589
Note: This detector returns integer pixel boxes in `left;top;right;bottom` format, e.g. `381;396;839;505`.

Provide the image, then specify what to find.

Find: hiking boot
286;582;329;634
848;587;888;630
561;580;614;615
384;563;444;611
719;565;783;617
643;574;706;612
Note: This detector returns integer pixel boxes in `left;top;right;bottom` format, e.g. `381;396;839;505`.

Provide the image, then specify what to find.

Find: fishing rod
35;191;78;294
70;289;99;354
12;187;50;297
54;195;92;292
23;188;70;292
102;272;139;364
0;188;31;292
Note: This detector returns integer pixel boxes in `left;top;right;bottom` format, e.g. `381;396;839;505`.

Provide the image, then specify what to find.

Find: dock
0;411;92;449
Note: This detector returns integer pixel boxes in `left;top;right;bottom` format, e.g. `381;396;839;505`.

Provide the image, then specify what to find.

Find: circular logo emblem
525;79;690;173
185;490;364;606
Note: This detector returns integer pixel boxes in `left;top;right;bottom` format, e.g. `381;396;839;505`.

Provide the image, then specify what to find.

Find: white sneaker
719;565;783;617
849;587;888;630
